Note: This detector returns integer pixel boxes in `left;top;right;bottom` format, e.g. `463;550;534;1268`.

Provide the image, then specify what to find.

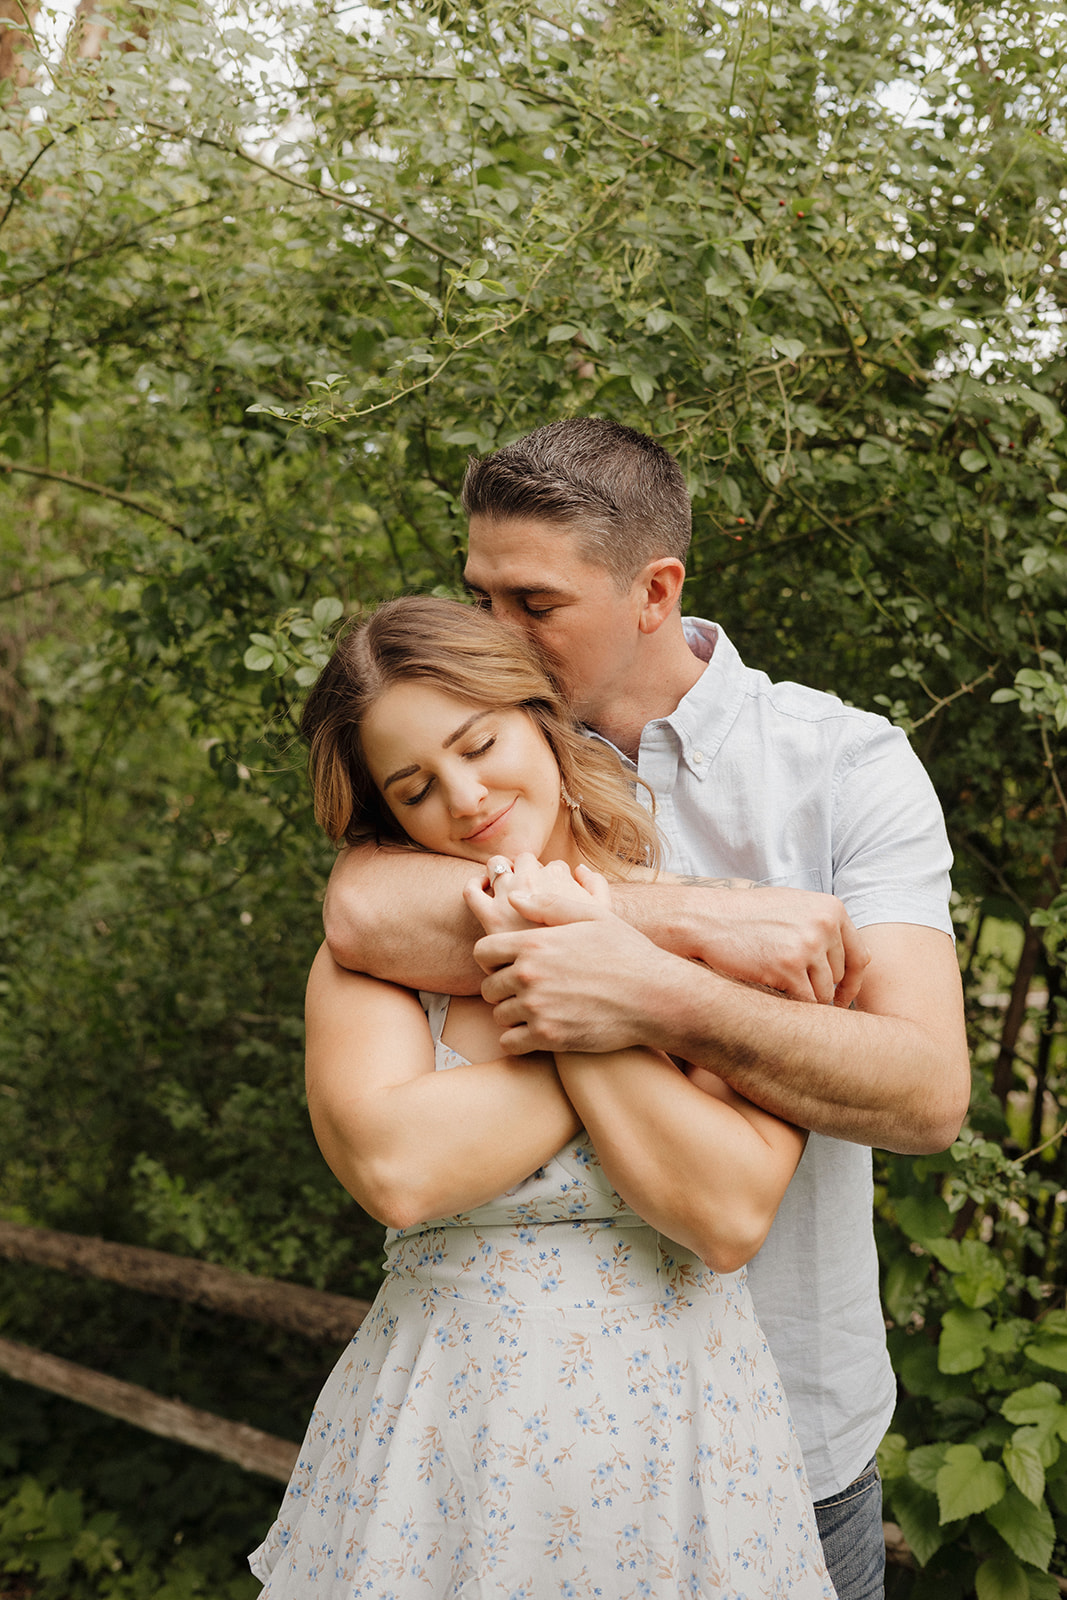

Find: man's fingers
834;926;871;1008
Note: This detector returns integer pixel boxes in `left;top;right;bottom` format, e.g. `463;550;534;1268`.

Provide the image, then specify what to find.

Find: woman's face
359;681;577;867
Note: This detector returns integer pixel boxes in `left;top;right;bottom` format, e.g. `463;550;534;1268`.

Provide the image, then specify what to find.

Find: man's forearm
323;843;484;992
476;918;969;1155
610;931;969;1154
608;880;870;1007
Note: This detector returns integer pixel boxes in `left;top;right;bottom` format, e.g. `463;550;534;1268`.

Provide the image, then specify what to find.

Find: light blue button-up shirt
606;617;954;1499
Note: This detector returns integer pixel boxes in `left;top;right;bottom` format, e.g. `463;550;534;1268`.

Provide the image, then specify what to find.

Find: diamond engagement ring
488;860;509;886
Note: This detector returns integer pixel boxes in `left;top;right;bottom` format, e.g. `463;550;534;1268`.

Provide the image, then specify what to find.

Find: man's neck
592;628;708;761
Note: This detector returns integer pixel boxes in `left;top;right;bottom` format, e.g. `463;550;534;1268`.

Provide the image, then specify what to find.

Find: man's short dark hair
460;417;692;585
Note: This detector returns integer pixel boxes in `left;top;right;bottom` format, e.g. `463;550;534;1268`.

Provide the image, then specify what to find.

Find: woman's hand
464;853;612;937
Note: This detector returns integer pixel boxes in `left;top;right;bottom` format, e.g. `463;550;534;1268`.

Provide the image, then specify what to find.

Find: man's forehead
465;514;602;590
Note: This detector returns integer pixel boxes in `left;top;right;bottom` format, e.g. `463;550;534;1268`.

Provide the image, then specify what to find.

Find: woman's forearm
553;1049;805;1273
310;1055;581;1231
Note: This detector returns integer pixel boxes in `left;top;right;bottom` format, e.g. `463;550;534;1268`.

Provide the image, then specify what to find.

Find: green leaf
985;1486;1055;1570
703;272;734;296
975;1553;1029;1600
936;1444;1006;1521
546;324;578;344
629;373;656;405
1025;1338;1067;1374
311;596;344;627
888;1478;950;1566
771;336;805;362
908;1441;951;1492
878;1433;909;1481
243;646;275;672
895;1193;952;1242
939;1307;992;1372
1003;1384;1063;1428
1004;1433;1046;1505
884;1251;929;1324
928;1238;1006;1308
719;475;742;515
960;448;988;472
858;441;887;466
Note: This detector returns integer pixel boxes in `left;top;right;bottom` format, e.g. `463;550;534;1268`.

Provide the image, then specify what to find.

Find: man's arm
323;843;871;1003
475;913;970;1155
323;843;484;994
612;877;870;1007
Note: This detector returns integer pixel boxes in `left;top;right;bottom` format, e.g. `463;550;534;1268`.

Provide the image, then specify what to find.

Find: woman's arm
553;1048;806;1274
305;944;581;1231
467;858;806;1272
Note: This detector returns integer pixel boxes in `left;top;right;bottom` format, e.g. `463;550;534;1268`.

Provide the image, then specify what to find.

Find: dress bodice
383;992;641;1238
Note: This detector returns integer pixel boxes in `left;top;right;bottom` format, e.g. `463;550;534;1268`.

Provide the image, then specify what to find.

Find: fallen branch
0;1219;370;1344
0;1337;298;1482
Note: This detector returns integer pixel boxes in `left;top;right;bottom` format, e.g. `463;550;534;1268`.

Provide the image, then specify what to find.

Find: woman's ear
635;558;686;634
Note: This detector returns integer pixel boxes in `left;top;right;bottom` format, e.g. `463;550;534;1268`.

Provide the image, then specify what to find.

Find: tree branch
142;121;467;267
1;460;184;531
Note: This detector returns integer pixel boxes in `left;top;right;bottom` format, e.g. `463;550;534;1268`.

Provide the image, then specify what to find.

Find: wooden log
0;1219;370;1344
0;1337;299;1482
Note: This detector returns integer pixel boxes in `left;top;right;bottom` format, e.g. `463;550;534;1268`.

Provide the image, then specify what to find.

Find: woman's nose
445;774;488;816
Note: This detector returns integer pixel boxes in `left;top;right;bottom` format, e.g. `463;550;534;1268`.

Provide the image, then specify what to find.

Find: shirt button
692;750;704;763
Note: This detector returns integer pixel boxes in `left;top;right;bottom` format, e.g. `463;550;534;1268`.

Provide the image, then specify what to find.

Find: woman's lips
464;801;515;843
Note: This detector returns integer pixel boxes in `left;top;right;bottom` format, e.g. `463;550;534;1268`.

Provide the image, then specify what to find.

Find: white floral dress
250;994;836;1599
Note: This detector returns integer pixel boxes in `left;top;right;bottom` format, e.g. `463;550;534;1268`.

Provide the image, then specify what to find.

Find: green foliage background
1;0;1066;1594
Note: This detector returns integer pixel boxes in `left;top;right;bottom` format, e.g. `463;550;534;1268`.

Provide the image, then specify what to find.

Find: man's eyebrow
462;577;571;600
382;710;490;790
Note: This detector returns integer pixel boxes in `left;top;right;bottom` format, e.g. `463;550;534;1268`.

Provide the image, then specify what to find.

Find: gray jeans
814;1457;885;1600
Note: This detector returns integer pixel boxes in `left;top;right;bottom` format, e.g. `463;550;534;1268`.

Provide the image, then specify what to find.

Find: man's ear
635;558;686;634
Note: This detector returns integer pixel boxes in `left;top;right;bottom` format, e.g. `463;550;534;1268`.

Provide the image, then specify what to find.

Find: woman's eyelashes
400;736;497;807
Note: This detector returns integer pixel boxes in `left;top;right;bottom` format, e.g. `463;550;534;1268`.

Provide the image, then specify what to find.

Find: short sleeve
831;721;954;936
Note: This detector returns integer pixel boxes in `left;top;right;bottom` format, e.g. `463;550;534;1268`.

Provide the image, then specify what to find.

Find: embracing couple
251;417;969;1599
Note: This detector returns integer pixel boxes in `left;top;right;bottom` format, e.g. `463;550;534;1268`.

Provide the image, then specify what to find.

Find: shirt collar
588;617;749;778
639;617;749;779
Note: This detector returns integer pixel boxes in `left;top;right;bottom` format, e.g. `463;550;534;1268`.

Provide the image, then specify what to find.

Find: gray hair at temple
460;418;692;588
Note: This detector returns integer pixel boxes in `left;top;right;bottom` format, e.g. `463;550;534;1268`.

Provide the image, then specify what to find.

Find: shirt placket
635;724;684;872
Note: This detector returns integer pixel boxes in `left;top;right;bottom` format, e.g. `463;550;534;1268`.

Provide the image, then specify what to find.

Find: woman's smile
463;801;516;843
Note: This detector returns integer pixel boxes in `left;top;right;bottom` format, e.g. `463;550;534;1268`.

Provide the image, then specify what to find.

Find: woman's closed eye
401;781;433;807
465;736;496;759
400;737;496;806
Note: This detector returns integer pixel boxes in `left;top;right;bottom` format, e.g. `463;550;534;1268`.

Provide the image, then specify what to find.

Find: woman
250;596;836;1599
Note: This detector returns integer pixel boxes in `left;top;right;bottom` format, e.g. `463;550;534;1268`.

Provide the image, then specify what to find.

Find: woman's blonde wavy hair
300;595;660;879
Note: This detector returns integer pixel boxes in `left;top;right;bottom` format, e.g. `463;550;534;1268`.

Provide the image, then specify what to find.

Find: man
324;418;970;1600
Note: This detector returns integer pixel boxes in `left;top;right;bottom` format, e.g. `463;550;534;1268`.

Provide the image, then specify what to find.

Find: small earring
561;782;581;813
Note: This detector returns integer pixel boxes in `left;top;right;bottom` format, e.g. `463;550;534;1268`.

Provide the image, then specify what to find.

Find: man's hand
612;881;871;1007
474;859;676;1055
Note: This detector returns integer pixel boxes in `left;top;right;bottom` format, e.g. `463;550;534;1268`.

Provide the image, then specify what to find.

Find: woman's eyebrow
382;710;490;790
443;710;490;749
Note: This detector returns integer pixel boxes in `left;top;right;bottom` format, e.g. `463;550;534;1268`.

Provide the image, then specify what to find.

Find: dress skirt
250;1215;836;1598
